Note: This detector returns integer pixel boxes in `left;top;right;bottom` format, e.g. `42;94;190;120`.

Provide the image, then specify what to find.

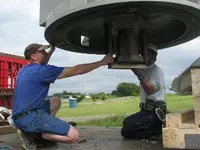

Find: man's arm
46;45;55;64
57;54;114;79
132;69;160;95
140;79;157;95
44;45;55;64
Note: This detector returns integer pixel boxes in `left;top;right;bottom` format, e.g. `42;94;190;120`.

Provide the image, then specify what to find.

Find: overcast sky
1;0;200;95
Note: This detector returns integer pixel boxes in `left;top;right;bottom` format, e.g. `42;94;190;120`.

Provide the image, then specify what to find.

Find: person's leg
147;115;163;140
15;109;80;145
42;125;80;143
121;111;152;139
49;97;61;116
14;113;39;150
121;111;163;140
43;97;61;116
44;97;76;126
37;110;80;143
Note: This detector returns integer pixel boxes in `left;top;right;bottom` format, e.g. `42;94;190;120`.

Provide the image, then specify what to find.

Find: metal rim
44;0;200;54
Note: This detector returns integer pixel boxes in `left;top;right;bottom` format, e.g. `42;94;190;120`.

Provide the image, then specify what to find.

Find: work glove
131;69;145;80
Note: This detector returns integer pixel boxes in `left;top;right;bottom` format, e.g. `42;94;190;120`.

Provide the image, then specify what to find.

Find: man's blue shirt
12;64;64;116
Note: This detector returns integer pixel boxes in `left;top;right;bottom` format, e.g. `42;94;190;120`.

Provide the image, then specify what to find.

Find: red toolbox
0;52;28;109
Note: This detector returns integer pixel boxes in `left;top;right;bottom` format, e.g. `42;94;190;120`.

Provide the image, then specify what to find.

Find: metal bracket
105;24;148;69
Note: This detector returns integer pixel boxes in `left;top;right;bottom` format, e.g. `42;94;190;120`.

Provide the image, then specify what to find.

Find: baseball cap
147;43;157;53
24;43;50;60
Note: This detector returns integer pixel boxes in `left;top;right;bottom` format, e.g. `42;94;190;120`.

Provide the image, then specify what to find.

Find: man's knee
121;116;138;138
121;127;126;138
121;123;132;138
41;125;80;144
122;116;130;126
67;126;80;143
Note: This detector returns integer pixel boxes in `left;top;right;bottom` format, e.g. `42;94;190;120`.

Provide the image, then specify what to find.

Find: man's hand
100;54;114;66
131;68;145;80
132;69;155;95
50;45;55;51
44;45;55;64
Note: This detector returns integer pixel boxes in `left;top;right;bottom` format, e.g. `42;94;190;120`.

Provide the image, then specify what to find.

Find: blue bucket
69;98;77;108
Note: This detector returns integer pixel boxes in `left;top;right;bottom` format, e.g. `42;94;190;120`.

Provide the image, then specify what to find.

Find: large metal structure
40;0;200;68
172;57;200;95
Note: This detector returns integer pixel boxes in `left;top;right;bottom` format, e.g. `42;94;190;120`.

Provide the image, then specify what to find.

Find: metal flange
41;0;200;54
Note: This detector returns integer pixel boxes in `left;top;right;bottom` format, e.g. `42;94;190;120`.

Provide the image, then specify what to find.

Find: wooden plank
195;111;200;125
163;128;200;149
194;97;200;125
166;109;195;128
191;69;200;125
163;128;181;149
181;109;194;123
194;97;200;111
179;120;199;129
166;113;181;128
0;126;16;135
191;69;200;96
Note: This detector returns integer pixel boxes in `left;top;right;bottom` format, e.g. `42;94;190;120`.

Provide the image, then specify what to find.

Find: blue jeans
14;100;70;136
121;111;162;139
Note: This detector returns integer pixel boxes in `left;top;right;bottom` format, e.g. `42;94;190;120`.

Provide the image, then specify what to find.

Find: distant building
85;95;91;99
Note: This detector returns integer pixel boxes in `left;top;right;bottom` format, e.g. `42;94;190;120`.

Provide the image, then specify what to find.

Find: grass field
61;95;118;105
56;94;194;118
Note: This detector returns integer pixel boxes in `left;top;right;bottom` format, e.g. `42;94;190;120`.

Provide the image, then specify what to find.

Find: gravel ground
0;126;183;150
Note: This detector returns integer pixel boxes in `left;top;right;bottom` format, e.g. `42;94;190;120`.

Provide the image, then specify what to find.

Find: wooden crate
163;69;200;149
0;125;16;135
0;121;16;135
0;112;16;135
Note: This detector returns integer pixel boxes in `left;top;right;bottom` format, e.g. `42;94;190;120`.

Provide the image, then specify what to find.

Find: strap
140;100;167;124
155;108;166;124
12;109;38;120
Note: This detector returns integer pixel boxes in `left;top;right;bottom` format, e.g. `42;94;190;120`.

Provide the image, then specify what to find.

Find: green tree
111;90;121;96
90;94;97;105
98;92;106;101
53;93;62;98
115;82;140;96
62;90;68;95
72;94;85;103
77;94;85;103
